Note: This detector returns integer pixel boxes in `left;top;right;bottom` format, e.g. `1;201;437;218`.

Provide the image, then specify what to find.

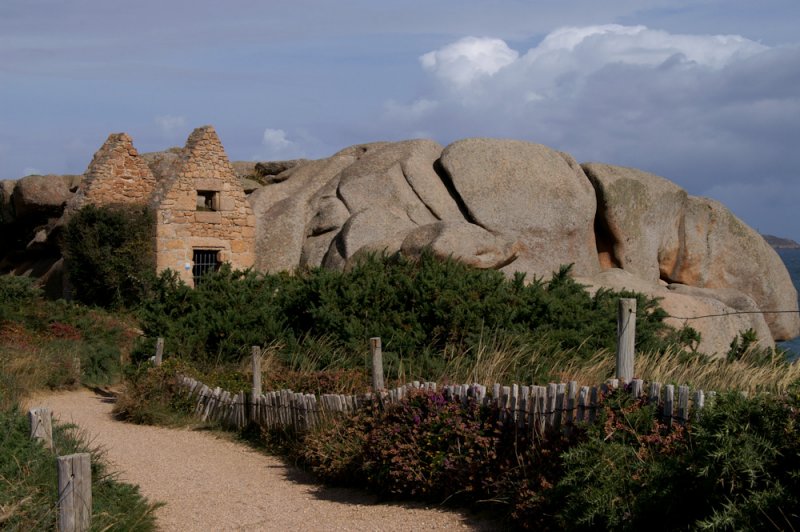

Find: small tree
63;204;156;309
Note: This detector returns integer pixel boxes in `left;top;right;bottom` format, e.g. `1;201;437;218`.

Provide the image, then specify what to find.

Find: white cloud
258;128;305;160
419;25;769;103
384;25;798;192
262;128;292;151
376;24;800;239
419;36;519;87
154;115;187;137
523;24;766;68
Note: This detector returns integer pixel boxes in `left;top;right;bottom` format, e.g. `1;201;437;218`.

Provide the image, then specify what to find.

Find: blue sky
2;0;799;239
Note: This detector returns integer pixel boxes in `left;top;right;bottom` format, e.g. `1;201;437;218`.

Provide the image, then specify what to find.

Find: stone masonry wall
153;126;255;285
67;133;156;213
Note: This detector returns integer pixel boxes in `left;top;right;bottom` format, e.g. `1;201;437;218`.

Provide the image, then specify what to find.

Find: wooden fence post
370;337;384;392
72;356;81;383
29;407;53;451
251;346;262;422
154;337;164;367
616;298;636;384
251;346;262;397
57;453;91;532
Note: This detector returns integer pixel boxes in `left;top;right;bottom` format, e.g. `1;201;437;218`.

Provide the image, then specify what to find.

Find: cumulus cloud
154;115;187;138
383;25;800;236
420;36;519;87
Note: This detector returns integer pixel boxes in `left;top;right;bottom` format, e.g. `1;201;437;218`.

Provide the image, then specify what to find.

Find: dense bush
137;252;692;375
553;389;800;530
0;275;41;323
0;277;133;402
63;203;156;309
293;387;800;530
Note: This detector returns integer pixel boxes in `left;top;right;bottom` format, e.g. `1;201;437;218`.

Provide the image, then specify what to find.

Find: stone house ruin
67;125;255;286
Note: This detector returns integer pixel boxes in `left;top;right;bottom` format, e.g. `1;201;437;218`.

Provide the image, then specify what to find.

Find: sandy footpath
26;389;500;531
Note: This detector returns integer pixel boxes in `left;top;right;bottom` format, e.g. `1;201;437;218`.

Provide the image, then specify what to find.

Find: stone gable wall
68;133;156;212
154;126;255;285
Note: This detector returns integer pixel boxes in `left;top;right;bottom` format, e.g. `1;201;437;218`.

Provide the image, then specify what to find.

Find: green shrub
113;359;198;426
63;203;156;309
0;285;132;404
137;252;691;375
550;389;800;530
135;267;290;364
0;275;41;323
293;386;800;530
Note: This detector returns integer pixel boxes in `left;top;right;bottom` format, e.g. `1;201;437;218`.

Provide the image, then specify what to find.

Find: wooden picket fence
164;297;717;435
175;374;714;435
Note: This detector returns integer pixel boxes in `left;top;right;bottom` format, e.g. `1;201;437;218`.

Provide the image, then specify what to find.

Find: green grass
0;275;160;531
0;407;160;531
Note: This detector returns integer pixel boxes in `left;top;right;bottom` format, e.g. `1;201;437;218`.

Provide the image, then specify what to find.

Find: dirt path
26;389;499;531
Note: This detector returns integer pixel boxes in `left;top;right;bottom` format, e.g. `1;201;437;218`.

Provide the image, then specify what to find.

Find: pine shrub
63;203;156;309
137;251;690;372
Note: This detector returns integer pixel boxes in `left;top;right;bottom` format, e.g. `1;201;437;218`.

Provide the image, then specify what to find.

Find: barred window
192;249;219;286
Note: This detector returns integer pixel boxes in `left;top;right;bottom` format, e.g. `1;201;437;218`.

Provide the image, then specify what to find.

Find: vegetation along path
27;388;498;531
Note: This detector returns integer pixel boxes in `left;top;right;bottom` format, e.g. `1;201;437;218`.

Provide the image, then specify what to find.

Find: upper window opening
196;190;219;211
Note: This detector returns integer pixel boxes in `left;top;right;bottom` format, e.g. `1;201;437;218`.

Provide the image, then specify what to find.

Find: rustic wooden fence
175;374;712;435
167;297;714;435
18;298;705;531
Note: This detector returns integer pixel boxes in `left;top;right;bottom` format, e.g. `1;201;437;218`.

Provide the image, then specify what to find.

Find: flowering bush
361;391;498;501
296;386;800;530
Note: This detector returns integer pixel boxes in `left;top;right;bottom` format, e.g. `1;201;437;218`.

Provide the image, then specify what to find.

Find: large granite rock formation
585;163;800;341
2;134;797;356
247;138;800;355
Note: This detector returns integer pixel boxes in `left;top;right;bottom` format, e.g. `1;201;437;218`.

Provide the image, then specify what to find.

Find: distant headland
763;234;800;249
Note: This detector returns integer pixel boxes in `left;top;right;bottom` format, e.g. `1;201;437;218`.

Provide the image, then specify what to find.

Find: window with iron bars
192;249;220;286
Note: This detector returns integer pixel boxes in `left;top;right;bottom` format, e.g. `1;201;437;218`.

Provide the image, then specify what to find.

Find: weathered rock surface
231;161;257;179
254;159;310;184
397;222;522;270
668;197;799;340
1;180;17;223
576;269;775;356
440;139;600;277
141;148;183;181
250;144;370;272
584;163;687;279
239;178;263;194
11;174;72;219
586;162;800;340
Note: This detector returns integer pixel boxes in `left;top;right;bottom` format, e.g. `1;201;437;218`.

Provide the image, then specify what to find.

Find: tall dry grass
0;338;81;410
432;334;800;395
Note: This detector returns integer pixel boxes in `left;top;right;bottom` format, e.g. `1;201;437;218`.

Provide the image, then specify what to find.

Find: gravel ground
26;389;502;531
